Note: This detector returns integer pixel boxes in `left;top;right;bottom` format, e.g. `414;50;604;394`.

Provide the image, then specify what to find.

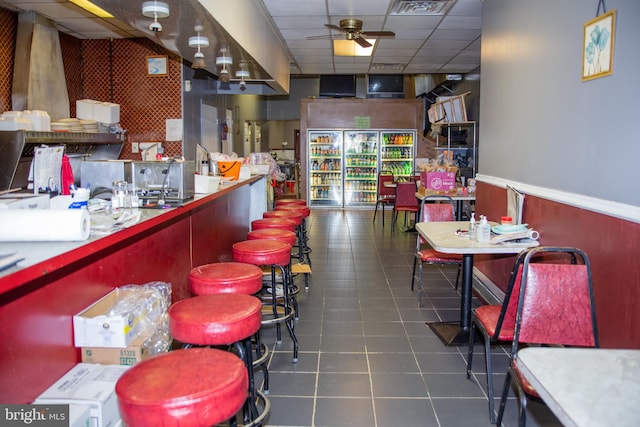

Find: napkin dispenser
131;160;195;203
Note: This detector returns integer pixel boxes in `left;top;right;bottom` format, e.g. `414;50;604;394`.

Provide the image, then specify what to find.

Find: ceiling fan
308;19;395;48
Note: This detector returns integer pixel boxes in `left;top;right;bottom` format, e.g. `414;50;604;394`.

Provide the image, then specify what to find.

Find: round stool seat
189;262;263;295
248;228;297;247
251;217;297;233
263;210;303;226
275;198;306;207
275;204;311;218
233;239;291;266
169;294;262;345
116;348;248;427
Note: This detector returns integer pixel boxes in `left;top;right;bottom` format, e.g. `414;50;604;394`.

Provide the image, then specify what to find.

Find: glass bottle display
380;131;415;179
308;131;343;207
344;131;378;206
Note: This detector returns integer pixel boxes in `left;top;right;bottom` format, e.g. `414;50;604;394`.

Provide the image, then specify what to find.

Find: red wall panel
474;181;640;349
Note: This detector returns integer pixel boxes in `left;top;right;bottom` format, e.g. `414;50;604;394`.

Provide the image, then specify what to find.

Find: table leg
426;254;473;346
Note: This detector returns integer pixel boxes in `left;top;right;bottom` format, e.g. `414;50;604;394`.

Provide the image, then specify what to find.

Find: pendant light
236;62;250;91
188;25;210;70
215;48;233;82
142;1;169;32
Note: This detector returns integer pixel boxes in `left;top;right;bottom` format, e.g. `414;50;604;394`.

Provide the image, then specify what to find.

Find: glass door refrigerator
344;130;378;207
308;130;343;207
380;130;416;179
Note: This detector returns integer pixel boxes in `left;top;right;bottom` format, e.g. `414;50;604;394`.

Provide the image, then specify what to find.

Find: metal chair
495;247;599;427
410;196;461;306
373;172;395;226
391;180;419;230
466;250;528;423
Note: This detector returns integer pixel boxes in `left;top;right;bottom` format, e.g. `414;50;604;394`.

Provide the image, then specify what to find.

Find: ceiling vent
391;0;456;16
371;63;405;71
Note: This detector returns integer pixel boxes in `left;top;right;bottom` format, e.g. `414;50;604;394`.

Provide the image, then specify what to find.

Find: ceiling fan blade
324;24;342;31
354;36;372;48
306;35;334;40
361;31;396;37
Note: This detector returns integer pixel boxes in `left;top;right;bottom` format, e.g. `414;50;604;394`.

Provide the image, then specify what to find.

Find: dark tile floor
258;209;561;427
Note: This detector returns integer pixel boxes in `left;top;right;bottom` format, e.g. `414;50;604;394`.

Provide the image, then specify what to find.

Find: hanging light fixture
188;25;210;70
141;1;169;32
236;62;250;91
215;48;233;82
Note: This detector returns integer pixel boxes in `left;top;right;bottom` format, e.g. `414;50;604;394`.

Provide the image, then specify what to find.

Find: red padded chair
495;247;599;427
410;196;462;306
391;180;419;230
373;172;395;226
466;250;528;423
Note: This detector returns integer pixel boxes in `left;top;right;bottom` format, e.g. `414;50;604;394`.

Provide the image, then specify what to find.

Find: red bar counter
0;176;264;403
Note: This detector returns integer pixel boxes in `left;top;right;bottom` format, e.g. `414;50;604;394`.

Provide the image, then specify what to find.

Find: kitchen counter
0;175;266;403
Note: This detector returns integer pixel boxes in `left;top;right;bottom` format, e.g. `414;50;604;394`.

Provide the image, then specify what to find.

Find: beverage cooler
380;131;415;179
308;129;416;208
309;131;343;206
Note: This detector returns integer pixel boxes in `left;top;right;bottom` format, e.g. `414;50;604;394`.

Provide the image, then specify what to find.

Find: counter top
0;176;262;294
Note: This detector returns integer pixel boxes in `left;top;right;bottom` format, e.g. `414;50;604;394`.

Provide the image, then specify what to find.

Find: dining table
415;221;539;345
382;181;476;221
516;347;640;427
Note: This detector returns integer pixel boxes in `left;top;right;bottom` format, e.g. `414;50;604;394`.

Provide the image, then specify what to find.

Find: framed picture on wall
582;10;616;81
147;55;168;76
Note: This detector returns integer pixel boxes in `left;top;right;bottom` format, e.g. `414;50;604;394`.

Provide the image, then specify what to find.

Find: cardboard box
34;363;129;427
73;289;146;348
93;102;120;124
81;330;153;366
76;99;98;121
69;404;92;427
194;174;221;194
422;171;456;191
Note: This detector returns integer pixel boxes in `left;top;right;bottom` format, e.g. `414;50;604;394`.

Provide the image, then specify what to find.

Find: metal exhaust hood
89;0;290;94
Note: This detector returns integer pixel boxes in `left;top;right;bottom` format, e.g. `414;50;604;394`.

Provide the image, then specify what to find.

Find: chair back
377;173;395;198
511;247;599;356
394;181;418;209
417;196;454;244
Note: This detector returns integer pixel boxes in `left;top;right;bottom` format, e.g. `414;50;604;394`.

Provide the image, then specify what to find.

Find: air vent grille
391;0;456;16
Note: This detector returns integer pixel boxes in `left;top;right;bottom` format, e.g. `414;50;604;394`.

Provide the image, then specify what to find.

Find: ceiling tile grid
0;0;482;79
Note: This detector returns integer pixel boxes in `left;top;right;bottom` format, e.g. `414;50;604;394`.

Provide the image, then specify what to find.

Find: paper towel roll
0;209;90;241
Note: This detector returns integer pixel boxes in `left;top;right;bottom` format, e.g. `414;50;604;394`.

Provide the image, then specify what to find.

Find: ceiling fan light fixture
333;39;375;56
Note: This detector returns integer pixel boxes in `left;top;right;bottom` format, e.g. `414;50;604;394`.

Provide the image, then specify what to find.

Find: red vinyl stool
232;239;299;362
263;209;303;226
275;204;312;267
116;347;248;427
188;261;269;392
251;217;297;233
189;262;263;295
275;198;306;207
248;228;297;247
169;294;269;426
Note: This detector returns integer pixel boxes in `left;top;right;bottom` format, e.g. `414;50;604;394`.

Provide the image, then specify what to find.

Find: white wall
480;0;639;206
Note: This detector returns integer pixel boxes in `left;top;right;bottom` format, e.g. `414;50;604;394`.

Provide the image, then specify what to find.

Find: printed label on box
423;172;456;190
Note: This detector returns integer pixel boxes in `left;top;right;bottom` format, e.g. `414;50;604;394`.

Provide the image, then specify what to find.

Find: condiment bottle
477;215;491;243
469;212;476;240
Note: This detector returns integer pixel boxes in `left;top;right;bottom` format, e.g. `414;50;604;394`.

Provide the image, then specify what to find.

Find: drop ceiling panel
0;0;483;77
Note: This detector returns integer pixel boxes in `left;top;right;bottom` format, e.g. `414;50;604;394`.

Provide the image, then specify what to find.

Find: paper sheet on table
33;145;64;194
506;185;525;225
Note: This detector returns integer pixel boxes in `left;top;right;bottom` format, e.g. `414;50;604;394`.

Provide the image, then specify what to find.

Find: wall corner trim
476;174;640;224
